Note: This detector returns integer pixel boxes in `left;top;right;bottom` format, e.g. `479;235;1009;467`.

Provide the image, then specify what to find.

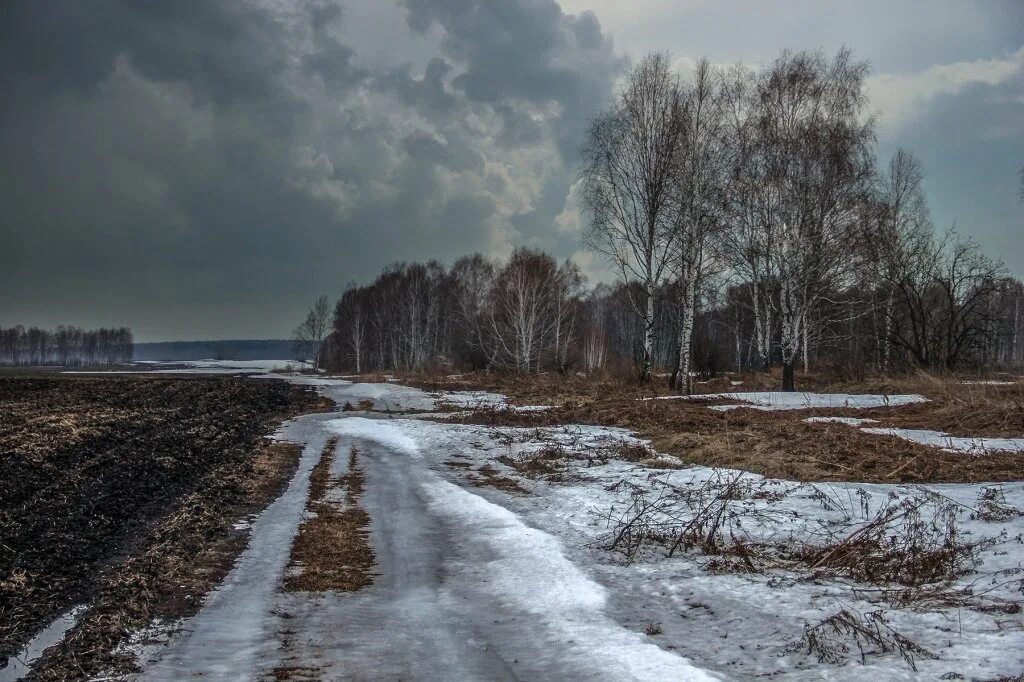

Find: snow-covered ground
25;373;1018;680
649;391;929;411
861;427;1024;454
802;418;1024;454
804;416;880;426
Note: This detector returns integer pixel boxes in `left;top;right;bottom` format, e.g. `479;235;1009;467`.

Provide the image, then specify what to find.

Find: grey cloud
0;0;625;340
401;0;625;155
381;58;460;116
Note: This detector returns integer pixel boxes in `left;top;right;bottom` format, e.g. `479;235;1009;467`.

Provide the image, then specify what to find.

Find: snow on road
135;415;334;678
129;378;719;681
119;373;1022;680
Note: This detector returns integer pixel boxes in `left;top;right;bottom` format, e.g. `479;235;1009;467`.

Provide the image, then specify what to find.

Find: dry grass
468;463;530;494
793;608;936;671
878;383;1024;439
270;665;323;680
285;441;375;593
409;370;1024;483
600;474;1020;615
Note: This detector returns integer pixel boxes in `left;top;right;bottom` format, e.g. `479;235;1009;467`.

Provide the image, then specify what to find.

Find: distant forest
318;48;1024;391
0;326;133;366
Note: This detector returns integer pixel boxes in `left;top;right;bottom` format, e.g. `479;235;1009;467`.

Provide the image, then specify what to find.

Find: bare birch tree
581;52;685;383
489;249;560;372
720;62;779;373
756;48;874;390
866;148;931;372
669;58;729;392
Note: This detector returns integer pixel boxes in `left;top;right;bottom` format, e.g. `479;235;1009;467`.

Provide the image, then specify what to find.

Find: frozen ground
20;373;1018;680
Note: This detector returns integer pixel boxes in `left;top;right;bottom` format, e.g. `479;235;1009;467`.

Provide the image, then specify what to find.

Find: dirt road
133;377;715;681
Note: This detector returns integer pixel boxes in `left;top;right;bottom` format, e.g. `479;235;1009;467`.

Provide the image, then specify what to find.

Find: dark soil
0;374;326;673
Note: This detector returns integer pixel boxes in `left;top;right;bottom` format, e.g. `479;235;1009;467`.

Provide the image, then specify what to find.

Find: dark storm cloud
402;0;624;156
0;0;625;340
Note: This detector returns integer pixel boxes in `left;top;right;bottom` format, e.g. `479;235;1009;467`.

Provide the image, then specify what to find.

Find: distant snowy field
62;359;311;375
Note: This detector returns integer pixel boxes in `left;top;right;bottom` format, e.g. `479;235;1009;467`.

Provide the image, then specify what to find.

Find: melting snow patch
962;380;1018;386
63;359;311;375
804;416;879;426
420;478;721;681
861;427;1024;454
647;391;928;412
432;390;509;409
0;605;86;682
325;417;421;455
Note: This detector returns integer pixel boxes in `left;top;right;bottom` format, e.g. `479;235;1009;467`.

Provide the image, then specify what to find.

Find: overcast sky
2;1;1021;341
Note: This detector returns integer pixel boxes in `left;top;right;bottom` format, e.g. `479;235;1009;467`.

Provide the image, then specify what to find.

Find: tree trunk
639;281;655;383
779;269;801;392
802;314;809;374
881;293;894;374
671;285;696;394
782;361;795;391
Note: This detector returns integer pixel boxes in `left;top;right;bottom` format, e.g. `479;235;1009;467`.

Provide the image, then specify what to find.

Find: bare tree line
320;244;1021;382
319;252;582;375
0;326;134;366
317;47;1023;389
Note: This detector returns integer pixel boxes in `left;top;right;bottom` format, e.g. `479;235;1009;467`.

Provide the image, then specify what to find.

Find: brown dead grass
270;665;323;681
403;371;1024;484
285;441;375;592
468;463;530;493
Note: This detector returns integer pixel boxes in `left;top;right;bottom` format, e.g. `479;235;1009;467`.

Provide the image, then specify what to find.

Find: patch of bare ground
0;375;326;680
285;440;375;593
395;370;1024;483
869;382;1024;439
468;463;529;494
26;440;306;680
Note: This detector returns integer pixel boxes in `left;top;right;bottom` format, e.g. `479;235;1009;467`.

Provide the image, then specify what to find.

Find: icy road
132;372;718;681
